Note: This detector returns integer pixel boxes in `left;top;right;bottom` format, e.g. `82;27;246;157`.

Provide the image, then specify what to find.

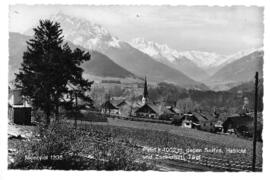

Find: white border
1;0;270;180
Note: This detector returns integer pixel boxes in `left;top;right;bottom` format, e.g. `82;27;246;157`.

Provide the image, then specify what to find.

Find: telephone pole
252;72;258;171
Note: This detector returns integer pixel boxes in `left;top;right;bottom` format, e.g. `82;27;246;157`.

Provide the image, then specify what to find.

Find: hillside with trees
148;82;263;113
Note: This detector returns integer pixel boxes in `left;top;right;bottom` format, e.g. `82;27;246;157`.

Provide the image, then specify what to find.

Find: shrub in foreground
9;122;154;170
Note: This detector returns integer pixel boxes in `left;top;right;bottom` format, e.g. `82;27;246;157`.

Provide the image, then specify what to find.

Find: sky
9;5;264;55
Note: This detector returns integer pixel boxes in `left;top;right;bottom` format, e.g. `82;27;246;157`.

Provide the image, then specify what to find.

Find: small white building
8;88;32;125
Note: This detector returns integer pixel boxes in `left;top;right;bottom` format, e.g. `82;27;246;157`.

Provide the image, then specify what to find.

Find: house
172;111;217;131
177;112;200;128
159;106;179;121
8;88;32;125
115;100;132;117
101;100;120;115
134;103;159;119
62;83;94;110
222;113;262;140
109;97;133;116
181;115;193;128
193;112;216;132
129;101;144;116
171;112;197;128
214;120;224;133
111;98;127;108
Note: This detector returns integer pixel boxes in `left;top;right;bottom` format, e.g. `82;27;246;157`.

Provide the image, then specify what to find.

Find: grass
9;117;263;171
77;118;263;170
8;122;155;170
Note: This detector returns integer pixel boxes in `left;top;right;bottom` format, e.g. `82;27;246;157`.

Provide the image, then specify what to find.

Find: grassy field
78;118;262;150
75;117;263;171
9;117;263;171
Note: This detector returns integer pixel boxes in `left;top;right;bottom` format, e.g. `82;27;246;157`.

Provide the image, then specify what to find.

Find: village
8;75;263;141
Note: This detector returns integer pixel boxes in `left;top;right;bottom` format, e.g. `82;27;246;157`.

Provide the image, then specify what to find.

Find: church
134;77;160;118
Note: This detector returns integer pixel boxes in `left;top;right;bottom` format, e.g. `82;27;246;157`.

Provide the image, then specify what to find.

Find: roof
193;112;216;122
180;112;216;125
135;103;159;114
162;106;178;115
172;107;180;114
101;101;119;110
192;112;208;122
111;99;127;107
117;100;128;107
8;89;24;106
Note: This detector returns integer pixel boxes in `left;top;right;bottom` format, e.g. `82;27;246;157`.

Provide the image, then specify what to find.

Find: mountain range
130;38;209;81
9;32;138;81
206;50;263;90
9;12;263;91
130;37;262;77
49;13;208;89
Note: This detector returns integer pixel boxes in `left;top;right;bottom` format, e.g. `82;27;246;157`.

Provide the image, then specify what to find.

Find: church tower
142;76;149;105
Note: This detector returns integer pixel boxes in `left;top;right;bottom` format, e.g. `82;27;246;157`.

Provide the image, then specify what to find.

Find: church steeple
142;76;148;104
143;76;148;98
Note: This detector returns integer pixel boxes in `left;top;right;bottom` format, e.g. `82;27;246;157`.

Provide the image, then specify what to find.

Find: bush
9;122;154;170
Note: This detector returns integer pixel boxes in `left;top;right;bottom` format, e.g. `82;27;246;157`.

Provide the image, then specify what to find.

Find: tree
176;98;199;113
15;19;93;126
91;86;106;109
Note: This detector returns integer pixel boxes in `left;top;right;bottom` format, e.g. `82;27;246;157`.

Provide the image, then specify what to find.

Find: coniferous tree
15;20;93;126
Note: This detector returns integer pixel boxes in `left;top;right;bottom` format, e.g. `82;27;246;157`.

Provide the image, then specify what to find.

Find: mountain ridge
130;38;210;81
9;32;139;82
47;13;208;90
204;50;263;91
130;37;263;76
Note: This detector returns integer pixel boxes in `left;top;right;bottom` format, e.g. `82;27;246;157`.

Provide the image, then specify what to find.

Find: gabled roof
135;103;159;114
9;89;24;106
191;112;208;122
117;100;128;107
190;112;216;122
111;99;127;107
101;100;119;110
162;106;178;115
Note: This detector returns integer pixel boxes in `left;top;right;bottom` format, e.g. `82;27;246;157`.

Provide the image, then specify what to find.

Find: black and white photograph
2;1;268;175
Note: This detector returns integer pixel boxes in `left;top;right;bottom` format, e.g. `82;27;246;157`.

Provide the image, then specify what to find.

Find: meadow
8;117;262;171
75;118;263;171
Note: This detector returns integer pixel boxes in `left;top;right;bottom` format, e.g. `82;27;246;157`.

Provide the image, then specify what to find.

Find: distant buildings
223;112;263;140
101;100;120;115
172;111;219;132
100;76;182;119
134;103;159;118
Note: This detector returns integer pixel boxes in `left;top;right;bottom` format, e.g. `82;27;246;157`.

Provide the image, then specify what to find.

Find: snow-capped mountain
130;37;229;73
130;38;182;63
130;38;209;81
50;12;121;50
9;32;138;81
178;47;263;73
178;51;227;70
205;49;263;91
218;47;263;67
130;37;263;77
45;13;208;89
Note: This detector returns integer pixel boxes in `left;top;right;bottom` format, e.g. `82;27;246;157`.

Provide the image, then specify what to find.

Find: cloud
9;5;263;55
